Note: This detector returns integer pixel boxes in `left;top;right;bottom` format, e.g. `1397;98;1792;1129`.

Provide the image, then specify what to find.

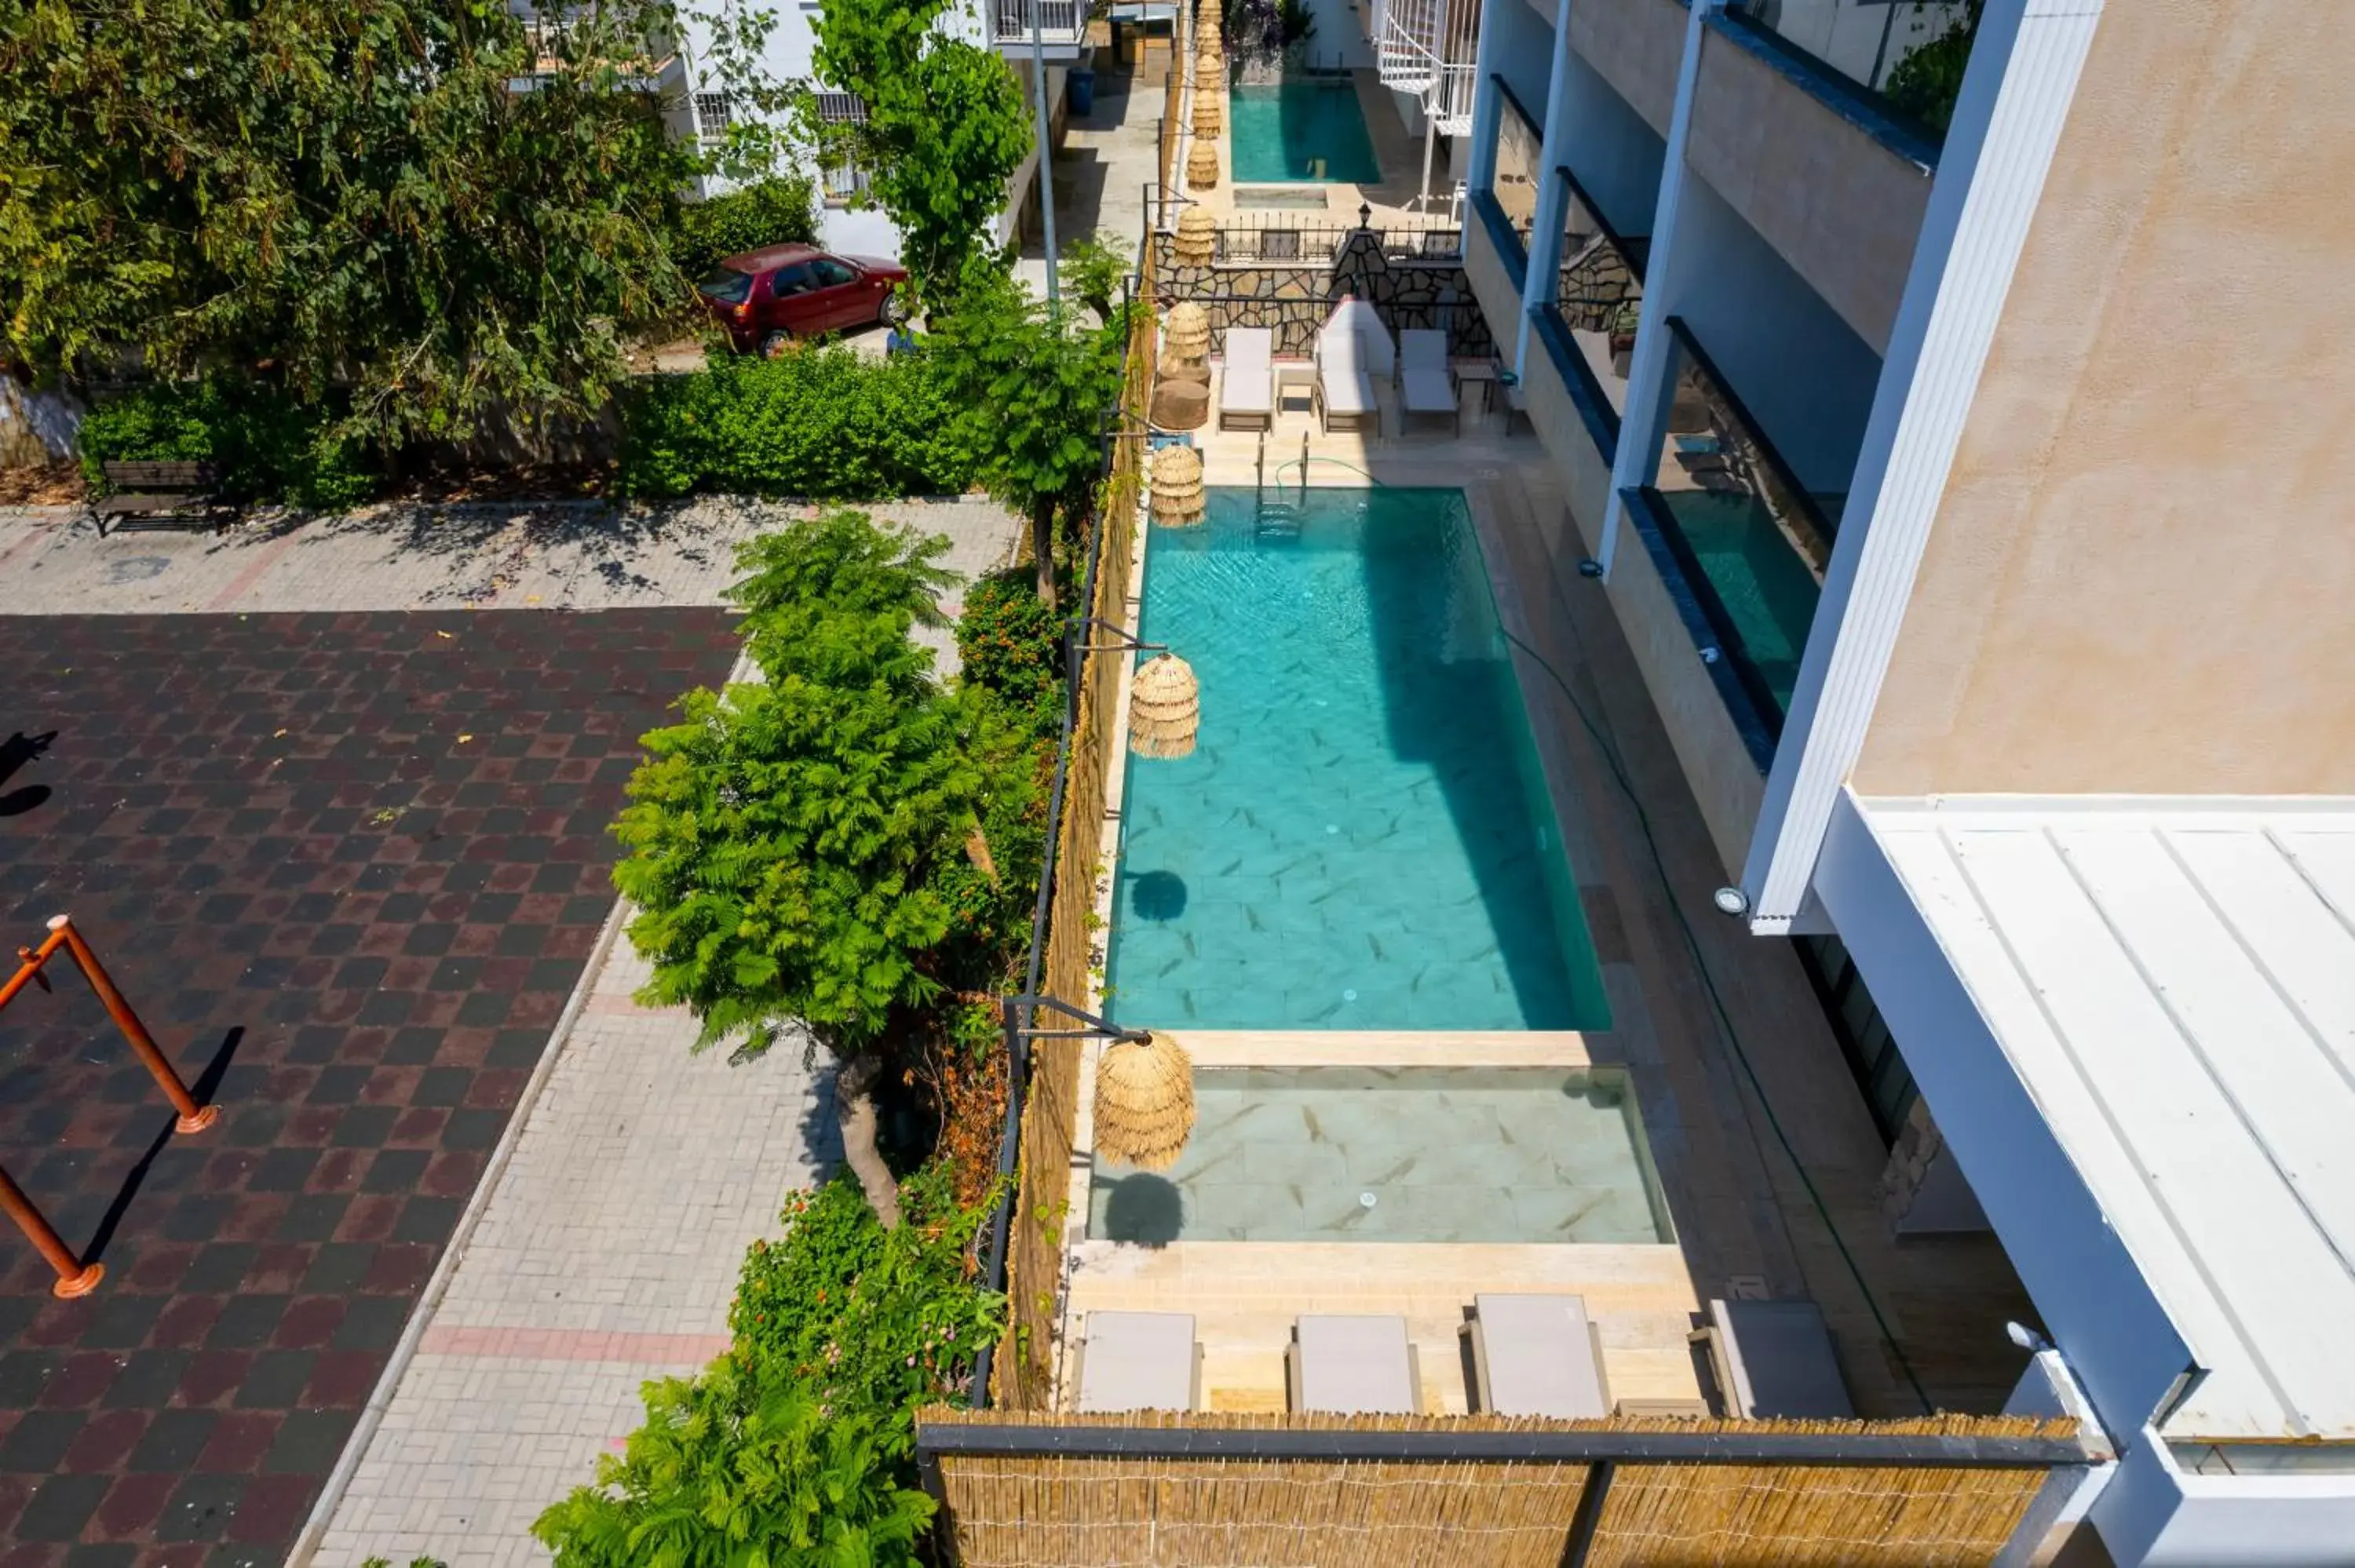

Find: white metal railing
991;0;1083;44
1373;0;1481;133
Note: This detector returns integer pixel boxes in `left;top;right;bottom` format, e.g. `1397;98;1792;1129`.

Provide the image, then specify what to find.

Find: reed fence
983;244;1159;1413
916;1409;2090;1568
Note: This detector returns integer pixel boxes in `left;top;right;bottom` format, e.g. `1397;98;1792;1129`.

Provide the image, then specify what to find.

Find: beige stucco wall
1565;0;1682;137
1522;331;1616;551
1686;30;1930;356
1857;0;2355;797
1462;207;1526;372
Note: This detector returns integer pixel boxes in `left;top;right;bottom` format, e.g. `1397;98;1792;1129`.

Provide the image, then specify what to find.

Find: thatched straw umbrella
1150;443;1205;527
1094;1031;1197;1170
1162;301;1210;374
1192;87;1224;137
1130;652;1200;757
1185;140;1220;191
1174;207;1216;265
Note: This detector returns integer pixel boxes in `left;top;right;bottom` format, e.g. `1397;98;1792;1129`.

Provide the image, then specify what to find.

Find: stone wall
1152;230;1498;359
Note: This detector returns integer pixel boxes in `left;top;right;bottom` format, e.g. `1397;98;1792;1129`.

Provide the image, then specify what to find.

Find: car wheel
759;330;792;357
878;294;908;328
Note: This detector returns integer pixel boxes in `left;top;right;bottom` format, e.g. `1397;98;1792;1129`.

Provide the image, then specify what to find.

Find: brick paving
0;611;741;1566
306;946;836;1568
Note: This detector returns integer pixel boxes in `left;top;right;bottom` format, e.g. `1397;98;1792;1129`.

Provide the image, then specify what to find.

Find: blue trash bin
1069;68;1096;116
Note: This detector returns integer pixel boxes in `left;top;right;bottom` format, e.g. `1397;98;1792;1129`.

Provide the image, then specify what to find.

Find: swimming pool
1103;486;1612;1031
1229;82;1382;184
1089;1067;1674;1244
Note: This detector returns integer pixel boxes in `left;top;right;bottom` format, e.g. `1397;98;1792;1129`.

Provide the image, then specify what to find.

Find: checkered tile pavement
0;610;739;1567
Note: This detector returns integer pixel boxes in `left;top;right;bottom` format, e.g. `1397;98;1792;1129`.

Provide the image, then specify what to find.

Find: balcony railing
1717;1;1966;160
991;0;1083;46
1486;75;1545;272
1636;317;1842;740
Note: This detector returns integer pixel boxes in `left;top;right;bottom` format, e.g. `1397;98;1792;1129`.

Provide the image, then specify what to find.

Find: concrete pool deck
1047;383;2038;1420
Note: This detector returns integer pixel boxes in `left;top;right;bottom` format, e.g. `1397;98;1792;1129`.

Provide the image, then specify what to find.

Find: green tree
932;258;1126;607
0;0;699;442
612;512;984;1224
1882;1;1982;136
805;0;1031;303
532;1361;932;1568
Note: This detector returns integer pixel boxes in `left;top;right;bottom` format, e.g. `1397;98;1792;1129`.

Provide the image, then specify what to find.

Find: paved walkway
0;498;1019;658
302;943;838;1568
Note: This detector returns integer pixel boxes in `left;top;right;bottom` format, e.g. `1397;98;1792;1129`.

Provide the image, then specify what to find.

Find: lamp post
1030;0;1060;307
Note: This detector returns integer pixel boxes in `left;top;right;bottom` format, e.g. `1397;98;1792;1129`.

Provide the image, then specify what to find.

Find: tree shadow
82;1025;244;1265
1126;869;1189;922
0;730;56;818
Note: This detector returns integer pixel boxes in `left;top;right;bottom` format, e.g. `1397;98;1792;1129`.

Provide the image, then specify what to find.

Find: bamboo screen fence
994;258;1160;1413
918;1409;2085;1568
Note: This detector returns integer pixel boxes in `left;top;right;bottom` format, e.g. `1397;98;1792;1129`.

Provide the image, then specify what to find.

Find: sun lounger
1399;329;1460;436
1313;323;1379;436
1218;327;1274;432
1693;1298;1855;1419
1075;1311;1203;1413
1288;1314;1421;1413
1462;1293;1610;1417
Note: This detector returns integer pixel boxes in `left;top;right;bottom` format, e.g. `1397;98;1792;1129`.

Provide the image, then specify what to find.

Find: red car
697;243;909;354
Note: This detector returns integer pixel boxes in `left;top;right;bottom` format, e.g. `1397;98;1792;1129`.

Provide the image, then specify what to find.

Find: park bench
90;460;222;534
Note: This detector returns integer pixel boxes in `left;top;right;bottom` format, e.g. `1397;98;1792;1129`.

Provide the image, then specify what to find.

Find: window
820;153;868;206
694;91;732;144
697;267;754;304
811;257;858;287
769;261;818;296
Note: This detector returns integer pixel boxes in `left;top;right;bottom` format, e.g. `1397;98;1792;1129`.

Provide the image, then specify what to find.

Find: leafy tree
932;258;1126;607
1058;231;1132;326
1882;0;1982;136
0;0;699;442
805;0;1031;302
532;1362;932;1568
612;512;984;1224
676;174;822;281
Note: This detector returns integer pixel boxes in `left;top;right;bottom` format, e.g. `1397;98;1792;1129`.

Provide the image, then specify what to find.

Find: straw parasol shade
1149;443;1205;525
1130;651;1201;757
1185;140;1220;191
1192;89;1223;137
1093;1031;1197;1170
1174;207;1216;265
1162;301;1210;371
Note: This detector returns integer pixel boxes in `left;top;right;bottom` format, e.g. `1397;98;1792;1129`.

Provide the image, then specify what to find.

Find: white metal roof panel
1860;798;2355;1442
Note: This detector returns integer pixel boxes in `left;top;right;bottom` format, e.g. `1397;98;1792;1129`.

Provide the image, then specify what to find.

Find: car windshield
698;268;754;304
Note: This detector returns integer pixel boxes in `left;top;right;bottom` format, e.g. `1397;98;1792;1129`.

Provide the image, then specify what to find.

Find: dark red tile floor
0;610;739;1567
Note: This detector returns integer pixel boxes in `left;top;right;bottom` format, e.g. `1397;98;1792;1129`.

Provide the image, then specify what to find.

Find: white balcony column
1594;0;1719;575
1512;0;1581;370
1465;0;1507;194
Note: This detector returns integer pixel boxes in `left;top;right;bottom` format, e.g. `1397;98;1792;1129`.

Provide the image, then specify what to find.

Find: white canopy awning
1827;795;2355;1445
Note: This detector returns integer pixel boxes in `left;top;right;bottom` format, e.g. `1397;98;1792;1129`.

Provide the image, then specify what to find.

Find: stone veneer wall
1152;230;1499;359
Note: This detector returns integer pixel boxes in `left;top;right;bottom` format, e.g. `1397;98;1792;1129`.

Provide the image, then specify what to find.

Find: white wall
1486;0;1557;131
1660;168;1881;494
1296;0;1376;69
2094;1429;2355;1567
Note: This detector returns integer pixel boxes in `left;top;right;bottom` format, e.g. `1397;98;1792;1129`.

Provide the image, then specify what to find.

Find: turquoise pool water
1103;487;1612;1031
1657;490;1824;716
1229;82;1382;184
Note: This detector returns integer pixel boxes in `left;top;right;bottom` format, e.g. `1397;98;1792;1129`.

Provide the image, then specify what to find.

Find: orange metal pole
47;916;219;1135
0;928;67;1012
0;1160;102;1298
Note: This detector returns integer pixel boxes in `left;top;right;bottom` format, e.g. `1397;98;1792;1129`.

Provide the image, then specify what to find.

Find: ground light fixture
1077;616;1201;758
1712;885;1751;917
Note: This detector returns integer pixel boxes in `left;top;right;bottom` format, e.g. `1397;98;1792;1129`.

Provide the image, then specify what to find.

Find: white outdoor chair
1692;1298;1856;1419
1313;323;1379;436
1075;1311;1203;1413
1288;1314;1421;1413
1399;329;1460;436
1462;1293;1609;1417
1218;327;1275;432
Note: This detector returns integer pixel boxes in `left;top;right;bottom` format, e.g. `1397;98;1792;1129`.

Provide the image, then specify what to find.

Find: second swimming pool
1228;81;1382;184
1104;486;1612;1032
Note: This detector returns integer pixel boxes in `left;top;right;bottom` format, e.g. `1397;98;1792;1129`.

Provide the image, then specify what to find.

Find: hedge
76;374;378;509
613;344;980;500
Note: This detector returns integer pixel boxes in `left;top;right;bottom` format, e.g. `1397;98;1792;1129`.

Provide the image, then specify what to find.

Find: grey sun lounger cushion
1702;1298;1854;1419
1313;325;1379;434
1399;330;1459;433
1466;1293;1610;1417
1218;328;1275;430
1075;1311;1201;1413
1288;1313;1421;1413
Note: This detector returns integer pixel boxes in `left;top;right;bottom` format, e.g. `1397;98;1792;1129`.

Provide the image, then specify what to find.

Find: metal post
1562;1459;1616;1568
0;1160;102;1298
1299;430;1309;505
51;916;218;1135
1031;2;1061;308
